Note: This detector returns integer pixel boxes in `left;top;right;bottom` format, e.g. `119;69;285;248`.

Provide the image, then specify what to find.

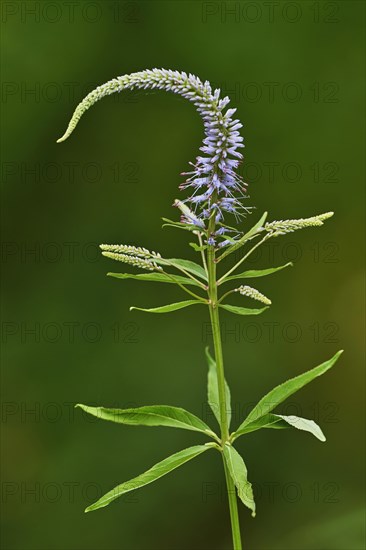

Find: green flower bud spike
264;212;334;236
235;285;272;305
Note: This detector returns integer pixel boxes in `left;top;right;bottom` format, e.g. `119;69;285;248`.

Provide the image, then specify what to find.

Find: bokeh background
1;1;365;549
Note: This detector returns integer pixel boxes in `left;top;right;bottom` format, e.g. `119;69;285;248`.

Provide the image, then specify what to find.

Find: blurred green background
1;1;365;549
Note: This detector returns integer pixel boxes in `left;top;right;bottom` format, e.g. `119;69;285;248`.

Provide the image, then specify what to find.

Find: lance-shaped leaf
107;272;201;287
76;404;218;439
156;258;207;281
218;212;267;262
219;304;268;316
130;300;204;314
235;350;343;435
232;413;326;442
274;414;326;442
205;348;231;429
232;413;289;436
223;444;256;517
85;444;214;512
221;263;293;284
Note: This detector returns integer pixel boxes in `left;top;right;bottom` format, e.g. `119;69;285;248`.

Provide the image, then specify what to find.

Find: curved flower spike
57;69;248;228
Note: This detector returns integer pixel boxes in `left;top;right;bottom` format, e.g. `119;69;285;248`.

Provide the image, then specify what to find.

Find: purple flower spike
57;69;249;234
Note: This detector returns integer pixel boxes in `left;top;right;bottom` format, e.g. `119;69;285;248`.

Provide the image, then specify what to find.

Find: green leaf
189;242;207;252
144;256;207;282
235;350;343;435
130;300;203;313
223;444;256;517
232;413;326;442
205;348;231;429
107;272;201;287
166;258;207;281
85;444;213;512
219;304;269;316
222;263;293;283
232;413;289;436
217;234;238;245
218;212;268;261
76;404;217;439
274;414;326;442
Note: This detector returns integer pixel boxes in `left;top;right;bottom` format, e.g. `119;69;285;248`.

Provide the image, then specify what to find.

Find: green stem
217;289;235;305
161;271;207;302
197;232;208;277
206;218;243;550
223;458;243;550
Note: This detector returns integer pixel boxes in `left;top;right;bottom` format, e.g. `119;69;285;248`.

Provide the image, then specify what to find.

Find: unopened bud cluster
264;212;334;237
235;285;271;305
100;244;162;271
101;251;162;271
100;244;162;258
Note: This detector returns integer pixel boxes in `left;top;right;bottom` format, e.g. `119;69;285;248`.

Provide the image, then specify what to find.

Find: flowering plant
58;69;342;549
